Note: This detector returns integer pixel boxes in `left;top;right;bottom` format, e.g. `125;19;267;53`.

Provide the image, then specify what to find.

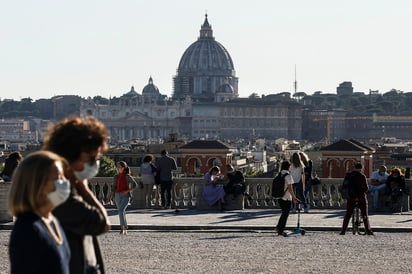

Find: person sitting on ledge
385;168;406;212
224;164;252;201
203;166;226;208
369;165;389;211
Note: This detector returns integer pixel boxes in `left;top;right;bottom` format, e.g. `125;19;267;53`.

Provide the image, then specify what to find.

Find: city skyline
1;0;411;101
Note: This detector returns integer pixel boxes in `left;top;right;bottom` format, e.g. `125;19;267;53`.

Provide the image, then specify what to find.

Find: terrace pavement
1;208;411;232
105;207;411;233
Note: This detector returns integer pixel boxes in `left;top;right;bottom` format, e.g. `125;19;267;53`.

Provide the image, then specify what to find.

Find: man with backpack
274;160;298;236
340;163;374;235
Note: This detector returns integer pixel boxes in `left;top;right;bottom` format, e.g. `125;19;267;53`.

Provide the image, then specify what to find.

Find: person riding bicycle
340;163;374;235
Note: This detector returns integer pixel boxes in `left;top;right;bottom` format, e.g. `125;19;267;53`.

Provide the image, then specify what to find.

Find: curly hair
42;116;109;163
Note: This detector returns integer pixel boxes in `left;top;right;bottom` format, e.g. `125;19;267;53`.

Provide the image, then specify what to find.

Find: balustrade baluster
85;177;410;210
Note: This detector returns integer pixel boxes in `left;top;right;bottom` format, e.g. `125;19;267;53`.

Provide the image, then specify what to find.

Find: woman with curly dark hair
42;115;110;274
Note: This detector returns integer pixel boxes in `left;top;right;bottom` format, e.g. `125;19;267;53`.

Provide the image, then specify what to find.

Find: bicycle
352;198;366;235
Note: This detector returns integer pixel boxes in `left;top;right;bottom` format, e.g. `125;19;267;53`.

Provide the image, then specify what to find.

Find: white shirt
281;170;294;201
290;165;303;184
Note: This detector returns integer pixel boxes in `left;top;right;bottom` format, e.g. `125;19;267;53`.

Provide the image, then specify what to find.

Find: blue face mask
74;160;100;180
47;179;71;207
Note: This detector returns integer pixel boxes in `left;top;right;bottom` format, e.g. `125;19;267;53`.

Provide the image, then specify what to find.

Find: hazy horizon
1;0;411;100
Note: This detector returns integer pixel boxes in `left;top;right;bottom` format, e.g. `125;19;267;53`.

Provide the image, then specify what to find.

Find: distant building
320;139;374;178
80;15;301;142
336;81;354;96
81;80;193;142
178;140;234;175
303;110;412;142
173;14;238;102
0;119;36;144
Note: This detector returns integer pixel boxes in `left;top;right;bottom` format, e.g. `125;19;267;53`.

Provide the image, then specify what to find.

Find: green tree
97;155;116;177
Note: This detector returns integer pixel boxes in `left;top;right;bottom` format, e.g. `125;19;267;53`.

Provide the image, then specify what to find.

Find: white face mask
73;160;100;180
47;179;71;207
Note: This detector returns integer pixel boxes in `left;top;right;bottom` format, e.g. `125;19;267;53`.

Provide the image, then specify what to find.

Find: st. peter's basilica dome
173;14;238;101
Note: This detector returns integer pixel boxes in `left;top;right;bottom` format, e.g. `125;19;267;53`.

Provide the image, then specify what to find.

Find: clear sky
1;0;411;100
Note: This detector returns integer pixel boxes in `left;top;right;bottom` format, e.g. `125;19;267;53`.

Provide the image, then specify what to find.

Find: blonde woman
8;151;71;274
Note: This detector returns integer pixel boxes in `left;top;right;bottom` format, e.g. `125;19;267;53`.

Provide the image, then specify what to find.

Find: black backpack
272;172;288;199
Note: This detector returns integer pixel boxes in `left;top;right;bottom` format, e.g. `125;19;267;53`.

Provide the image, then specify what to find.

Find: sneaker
278;232;288;237
366;230;374;236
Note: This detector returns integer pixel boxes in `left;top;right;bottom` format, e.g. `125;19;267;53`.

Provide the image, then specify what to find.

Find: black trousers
160;180;173;207
341;196;371;232
277;199;292;234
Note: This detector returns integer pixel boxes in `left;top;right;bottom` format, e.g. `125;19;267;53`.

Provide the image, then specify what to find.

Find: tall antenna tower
293;64;297;94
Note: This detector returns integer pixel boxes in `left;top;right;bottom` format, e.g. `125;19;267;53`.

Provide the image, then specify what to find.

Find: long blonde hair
8;151;67;216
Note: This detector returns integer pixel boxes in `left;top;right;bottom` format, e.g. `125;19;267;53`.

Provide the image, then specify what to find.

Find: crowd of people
2;115;410;271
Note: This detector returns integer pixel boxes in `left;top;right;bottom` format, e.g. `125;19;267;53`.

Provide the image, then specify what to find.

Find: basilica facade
80;15;302;143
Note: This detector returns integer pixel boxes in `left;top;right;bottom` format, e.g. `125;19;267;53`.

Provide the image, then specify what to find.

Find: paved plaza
103;208;412;233
1;209;412;273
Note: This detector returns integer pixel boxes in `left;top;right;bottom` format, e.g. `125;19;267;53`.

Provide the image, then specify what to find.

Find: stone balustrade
0;177;410;223
88;177;411;211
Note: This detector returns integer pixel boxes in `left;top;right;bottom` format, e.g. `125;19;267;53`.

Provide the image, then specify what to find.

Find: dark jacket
9;212;71;274
225;171;246;194
386;174;406;194
53;186;107;274
156;155;177;182
349;170;369;199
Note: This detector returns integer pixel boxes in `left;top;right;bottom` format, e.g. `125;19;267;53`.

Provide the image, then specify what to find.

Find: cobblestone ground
1;230;412;274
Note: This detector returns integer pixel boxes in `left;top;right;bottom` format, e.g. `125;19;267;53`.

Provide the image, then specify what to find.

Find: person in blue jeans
109;161;138;234
369;165;388;210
